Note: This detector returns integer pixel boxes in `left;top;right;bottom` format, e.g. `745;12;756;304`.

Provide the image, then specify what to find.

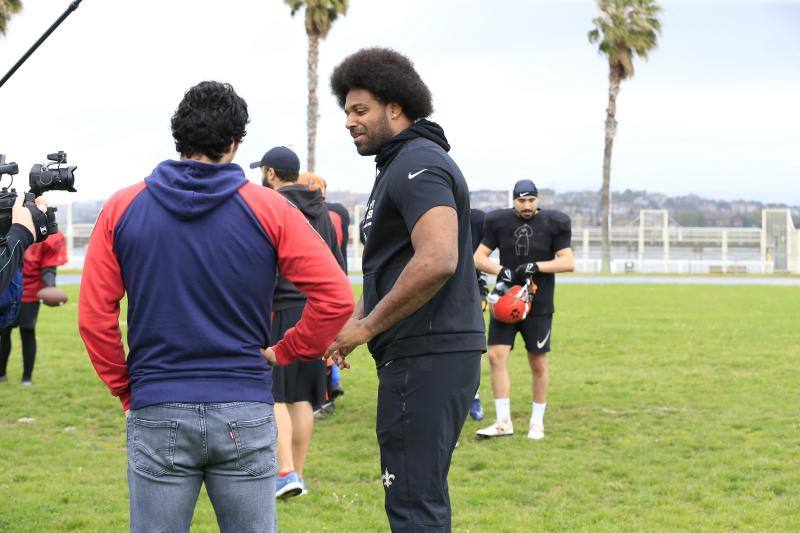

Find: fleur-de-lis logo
382;467;395;488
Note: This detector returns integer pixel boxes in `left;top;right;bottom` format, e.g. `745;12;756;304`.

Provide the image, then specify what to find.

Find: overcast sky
0;0;798;206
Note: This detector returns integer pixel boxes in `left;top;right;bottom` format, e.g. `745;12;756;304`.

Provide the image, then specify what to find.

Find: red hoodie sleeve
78;183;146;411
40;232;68;268
239;183;354;365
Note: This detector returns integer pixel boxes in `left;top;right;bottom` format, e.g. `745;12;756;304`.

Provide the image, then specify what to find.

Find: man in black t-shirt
474;180;574;440
326;48;485;532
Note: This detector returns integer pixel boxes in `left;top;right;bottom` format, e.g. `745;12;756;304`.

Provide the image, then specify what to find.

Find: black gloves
477;274;489;298
24;193;56;243
514;262;539;280
497;267;514;286
478;274;489;312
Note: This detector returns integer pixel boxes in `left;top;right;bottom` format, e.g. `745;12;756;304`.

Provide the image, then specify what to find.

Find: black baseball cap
513;179;538;199
249;146;300;171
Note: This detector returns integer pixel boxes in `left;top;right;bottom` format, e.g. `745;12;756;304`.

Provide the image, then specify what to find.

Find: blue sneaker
299;477;308;496
470;397;484;421
275;471;302;499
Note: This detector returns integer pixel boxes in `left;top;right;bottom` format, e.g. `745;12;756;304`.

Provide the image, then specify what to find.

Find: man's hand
478;275;489;297
125;410;130;418
497;267;514;286
11;194;47;240
324;318;375;367
260;346;278;366
515;262;539;279
478;275;489;312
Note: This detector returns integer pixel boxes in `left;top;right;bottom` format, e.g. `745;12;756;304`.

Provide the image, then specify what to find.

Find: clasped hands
260;317;375;369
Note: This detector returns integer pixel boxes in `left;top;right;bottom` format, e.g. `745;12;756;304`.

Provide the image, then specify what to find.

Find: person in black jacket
251;146;344;498
326;48;485;532
0;195;51;305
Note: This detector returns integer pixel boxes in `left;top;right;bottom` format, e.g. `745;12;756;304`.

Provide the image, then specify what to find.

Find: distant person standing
469;207;488;421
0;231;68;385
326;47;485;532
474;180;574;440
299;173;350;407
253;148;345;498
299;173;350;274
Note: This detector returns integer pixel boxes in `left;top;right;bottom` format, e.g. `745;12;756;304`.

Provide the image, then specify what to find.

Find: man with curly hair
79;81;353;532
326;48;485;532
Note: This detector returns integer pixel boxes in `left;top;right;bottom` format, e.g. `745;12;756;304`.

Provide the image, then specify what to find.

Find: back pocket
132;418;178;477
229;415;276;477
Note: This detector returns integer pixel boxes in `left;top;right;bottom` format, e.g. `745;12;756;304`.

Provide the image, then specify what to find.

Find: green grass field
1;283;799;532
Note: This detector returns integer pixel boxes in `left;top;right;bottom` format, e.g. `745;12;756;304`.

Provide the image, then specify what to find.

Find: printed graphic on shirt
514;224;533;256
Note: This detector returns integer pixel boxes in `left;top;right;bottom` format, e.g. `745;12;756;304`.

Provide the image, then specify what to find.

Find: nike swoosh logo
408;169;427;179
536;330;551;349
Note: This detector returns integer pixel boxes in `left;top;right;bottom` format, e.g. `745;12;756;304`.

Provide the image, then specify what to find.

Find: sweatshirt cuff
272;343;295;366
8;224;34;247
118;391;131;411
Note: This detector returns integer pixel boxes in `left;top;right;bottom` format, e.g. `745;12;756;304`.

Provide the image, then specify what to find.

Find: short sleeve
480;214;499;250
552;215;572;252
390;167;456;232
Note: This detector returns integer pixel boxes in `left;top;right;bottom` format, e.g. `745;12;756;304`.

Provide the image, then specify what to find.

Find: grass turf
0;284;798;531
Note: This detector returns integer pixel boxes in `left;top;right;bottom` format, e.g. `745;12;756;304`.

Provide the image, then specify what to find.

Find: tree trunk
600;65;621;274
306;33;319;173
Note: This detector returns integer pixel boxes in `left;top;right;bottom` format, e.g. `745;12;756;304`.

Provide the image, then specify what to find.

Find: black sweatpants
376;351;481;532
0;302;40;381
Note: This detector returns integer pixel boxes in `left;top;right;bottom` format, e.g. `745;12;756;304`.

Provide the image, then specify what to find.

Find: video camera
0;151;78;238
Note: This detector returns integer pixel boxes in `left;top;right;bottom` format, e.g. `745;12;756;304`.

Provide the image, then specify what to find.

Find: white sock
474;391;480;400
531;402;547;426
495;398;511;422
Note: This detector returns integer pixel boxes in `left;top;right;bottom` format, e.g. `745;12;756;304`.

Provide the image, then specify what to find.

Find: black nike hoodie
359;119;486;365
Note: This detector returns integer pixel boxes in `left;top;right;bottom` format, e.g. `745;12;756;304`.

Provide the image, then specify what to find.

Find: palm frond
588;0;661;80
0;0;23;37
285;0;348;39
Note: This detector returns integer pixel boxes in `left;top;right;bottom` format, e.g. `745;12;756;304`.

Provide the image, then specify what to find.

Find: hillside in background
63;190;800;228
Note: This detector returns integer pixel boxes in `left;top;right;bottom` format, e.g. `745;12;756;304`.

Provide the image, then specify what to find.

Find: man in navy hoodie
78;81;353;533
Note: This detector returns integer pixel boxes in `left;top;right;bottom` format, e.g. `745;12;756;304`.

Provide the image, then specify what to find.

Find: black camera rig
0;152;78;238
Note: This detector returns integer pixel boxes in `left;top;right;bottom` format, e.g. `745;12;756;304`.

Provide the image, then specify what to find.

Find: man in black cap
252;145;344;498
326;47;485;531
474;179;574;440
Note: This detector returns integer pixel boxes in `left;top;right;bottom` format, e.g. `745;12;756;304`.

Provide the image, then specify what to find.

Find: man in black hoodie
251;146;344;498
326;48;486;532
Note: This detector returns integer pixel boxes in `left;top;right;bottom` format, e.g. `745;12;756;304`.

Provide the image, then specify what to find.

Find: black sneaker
329;384;345;399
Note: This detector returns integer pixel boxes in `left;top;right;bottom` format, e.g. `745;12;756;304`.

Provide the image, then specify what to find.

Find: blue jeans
126;402;278;533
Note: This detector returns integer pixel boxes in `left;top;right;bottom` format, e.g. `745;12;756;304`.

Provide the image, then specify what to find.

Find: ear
387;102;403;120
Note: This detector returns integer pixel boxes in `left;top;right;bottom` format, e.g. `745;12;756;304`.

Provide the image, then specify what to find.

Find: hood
277;184;327;219
144;160;247;220
375;119;450;169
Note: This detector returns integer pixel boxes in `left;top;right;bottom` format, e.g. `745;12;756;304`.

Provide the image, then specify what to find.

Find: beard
516;208;535;219
355;114;394;156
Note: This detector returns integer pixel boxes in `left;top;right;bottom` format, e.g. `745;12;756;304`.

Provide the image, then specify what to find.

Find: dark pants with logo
376;351;481;532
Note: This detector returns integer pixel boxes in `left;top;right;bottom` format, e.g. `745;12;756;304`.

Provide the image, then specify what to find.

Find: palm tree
285;0;348;172
0;0;22;37
589;0;661;273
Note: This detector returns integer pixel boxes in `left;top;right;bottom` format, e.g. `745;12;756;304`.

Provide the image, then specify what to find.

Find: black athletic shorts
487;313;553;353
9;302;41;330
271;305;326;405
